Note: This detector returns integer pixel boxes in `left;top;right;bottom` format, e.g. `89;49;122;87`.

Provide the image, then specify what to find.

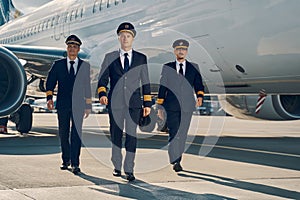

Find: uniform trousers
166;110;193;164
108;107;140;173
57;109;83;167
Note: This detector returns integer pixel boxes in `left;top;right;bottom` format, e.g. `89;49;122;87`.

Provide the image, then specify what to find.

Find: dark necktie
70;61;75;76
179;63;184;75
124;53;129;72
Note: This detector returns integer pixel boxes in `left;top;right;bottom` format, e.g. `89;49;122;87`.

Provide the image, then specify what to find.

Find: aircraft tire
15;104;33;133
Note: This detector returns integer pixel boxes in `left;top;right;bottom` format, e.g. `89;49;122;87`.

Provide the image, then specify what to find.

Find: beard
177;55;185;60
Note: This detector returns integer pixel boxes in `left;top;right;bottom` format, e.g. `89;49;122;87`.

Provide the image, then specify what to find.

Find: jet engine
0;46;27;117
218;94;300;120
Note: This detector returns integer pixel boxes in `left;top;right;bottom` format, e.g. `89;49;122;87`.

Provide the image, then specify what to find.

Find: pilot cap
172;39;189;49
117;22;136;37
65;34;82;46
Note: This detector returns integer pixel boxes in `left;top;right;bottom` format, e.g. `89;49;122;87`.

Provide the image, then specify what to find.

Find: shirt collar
119;48;133;57
67;57;79;64
176;60;186;66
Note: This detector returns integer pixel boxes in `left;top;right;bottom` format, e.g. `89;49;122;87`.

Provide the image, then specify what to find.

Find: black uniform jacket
46;58;92;111
157;60;204;112
97;50;152;109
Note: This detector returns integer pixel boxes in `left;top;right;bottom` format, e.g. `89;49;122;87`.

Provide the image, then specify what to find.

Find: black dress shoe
72;166;81;175
125;172;135;181
173;162;183;172
60;162;70;170
112;169;121;177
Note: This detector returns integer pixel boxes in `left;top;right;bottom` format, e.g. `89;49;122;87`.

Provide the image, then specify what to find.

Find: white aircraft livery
0;0;300;133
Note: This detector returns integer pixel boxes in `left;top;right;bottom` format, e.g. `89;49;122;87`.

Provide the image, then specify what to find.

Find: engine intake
219;94;300;120
0;46;27;117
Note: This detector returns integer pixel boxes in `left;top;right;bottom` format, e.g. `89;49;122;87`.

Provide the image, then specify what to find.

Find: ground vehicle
92;103;107;114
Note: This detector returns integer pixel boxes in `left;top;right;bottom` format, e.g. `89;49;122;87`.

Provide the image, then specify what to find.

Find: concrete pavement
0;113;299;199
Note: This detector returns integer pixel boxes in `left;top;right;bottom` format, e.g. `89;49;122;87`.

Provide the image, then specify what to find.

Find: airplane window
50;17;55;27
107;0;111;8
47;19;51;29
64;12;69;23
81;7;85;18
115;0;119;5
39;23;43;32
122;0;126;2
55;15;60;25
100;0;107;11
93;0;100;13
70;10;76;21
75;9;78;19
43;21;47;30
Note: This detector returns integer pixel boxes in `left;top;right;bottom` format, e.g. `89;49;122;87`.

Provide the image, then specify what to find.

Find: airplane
1;0;300;133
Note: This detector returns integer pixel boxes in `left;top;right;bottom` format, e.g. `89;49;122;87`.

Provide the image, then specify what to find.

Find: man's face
174;48;188;60
67;44;80;58
118;32;134;49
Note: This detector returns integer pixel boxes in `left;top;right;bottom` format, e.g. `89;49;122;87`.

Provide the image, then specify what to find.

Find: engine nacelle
218;94;300;120
0;46;27;117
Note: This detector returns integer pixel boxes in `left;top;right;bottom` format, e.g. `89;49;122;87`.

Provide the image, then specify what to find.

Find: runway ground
0;113;299;199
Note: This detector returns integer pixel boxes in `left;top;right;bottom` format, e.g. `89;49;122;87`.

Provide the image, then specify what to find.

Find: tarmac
0;113;300;200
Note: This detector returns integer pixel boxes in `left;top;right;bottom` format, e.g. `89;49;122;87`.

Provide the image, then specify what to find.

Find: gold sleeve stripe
156;98;164;105
197;91;204;96
143;95;152;102
86;98;92;104
46;91;53;96
98;87;106;94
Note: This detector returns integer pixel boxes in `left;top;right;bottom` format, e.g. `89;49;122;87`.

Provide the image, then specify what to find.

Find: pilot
46;34;92;175
157;39;204;172
97;22;152;181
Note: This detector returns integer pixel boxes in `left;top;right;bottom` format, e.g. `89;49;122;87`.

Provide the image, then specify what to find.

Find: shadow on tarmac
78;172;236;200
1;126;300;172
185;136;300;171
178;170;300;199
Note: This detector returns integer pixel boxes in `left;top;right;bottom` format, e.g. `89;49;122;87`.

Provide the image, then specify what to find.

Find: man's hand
143;107;151;117
84;109;91;119
47;99;54;110
99;96;108;105
196;97;203;107
157;109;164;120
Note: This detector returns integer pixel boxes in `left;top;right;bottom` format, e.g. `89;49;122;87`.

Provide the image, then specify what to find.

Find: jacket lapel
129;50;138;71
185;60;194;81
76;58;83;75
112;51;124;74
63;59;68;74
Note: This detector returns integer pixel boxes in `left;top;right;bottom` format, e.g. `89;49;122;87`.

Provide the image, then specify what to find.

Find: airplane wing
3;44;88;77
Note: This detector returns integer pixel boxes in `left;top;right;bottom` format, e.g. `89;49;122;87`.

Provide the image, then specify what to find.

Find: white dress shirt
176;60;186;75
119;48;133;69
67;57;79;75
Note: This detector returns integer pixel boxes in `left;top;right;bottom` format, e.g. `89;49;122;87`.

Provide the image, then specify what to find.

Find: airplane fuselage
1;0;300;95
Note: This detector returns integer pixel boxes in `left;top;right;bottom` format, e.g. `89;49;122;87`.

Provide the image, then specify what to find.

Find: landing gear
10;103;33;134
0;116;8;134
